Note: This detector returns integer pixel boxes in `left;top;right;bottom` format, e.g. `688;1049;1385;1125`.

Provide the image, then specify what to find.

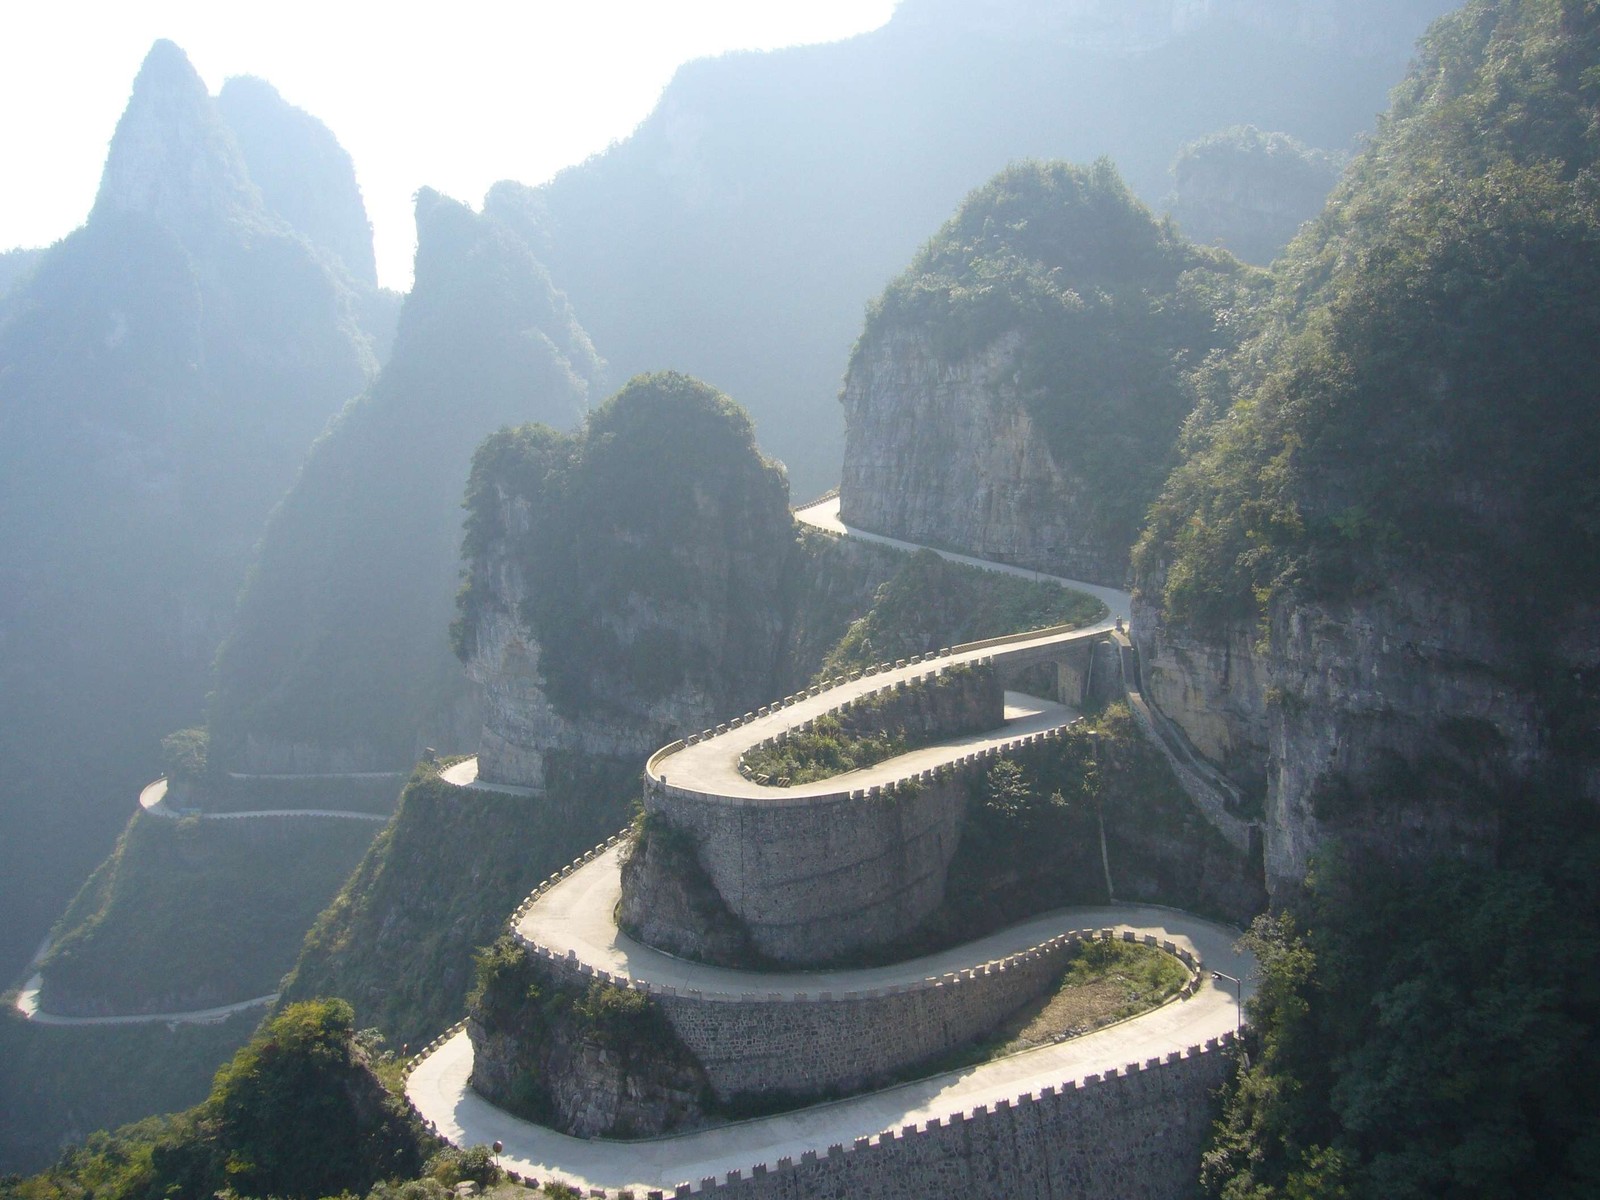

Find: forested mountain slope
1123;1;1600;1192
205;191;603;774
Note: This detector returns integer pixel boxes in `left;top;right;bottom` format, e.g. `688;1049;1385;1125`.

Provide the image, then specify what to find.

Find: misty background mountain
0;41;394;981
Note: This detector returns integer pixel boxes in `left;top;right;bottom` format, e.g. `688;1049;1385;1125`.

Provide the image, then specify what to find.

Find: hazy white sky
0;1;898;289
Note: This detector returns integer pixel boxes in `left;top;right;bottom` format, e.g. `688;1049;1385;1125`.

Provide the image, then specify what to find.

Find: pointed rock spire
92;39;262;236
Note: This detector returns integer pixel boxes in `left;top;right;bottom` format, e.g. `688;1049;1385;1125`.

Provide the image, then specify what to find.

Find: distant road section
793;495;1131;623
13;975;275;1026
439;758;540;796
139;777;389;822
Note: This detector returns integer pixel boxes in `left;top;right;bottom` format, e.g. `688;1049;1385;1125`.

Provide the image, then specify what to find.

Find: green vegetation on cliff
857;159;1267;557
3;1000;426;1200
278;760;635;1048
454;371;792;720
467;938;704;1134
936;703;1262;939
1139;0;1600;637
1117;3;1600;1194
1204;797;1600;1199
40;813;377;1016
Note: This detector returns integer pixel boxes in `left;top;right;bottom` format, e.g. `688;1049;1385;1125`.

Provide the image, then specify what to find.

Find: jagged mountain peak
91;39;263;237
217;75;378;286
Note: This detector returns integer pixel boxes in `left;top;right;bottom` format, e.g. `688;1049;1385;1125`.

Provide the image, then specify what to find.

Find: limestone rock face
1133;586;1271;801
92;40;261;238
1134;565;1569;898
841;329;1126;587
465;601;668;790
458;374;795;789
617;827;758;967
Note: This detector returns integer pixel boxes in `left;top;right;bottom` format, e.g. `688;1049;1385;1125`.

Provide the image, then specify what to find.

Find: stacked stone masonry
680;1040;1235;1199
512;913;1200;1104
420;583;1251;1194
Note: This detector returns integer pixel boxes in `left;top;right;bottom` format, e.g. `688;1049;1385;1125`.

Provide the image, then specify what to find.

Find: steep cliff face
1132;1;1600;899
841;329;1126;585
456;374;794;788
1167;126;1342;264
840;160;1262;588
1134;571;1548;896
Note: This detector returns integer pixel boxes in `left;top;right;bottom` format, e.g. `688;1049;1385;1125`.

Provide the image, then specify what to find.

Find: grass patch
741;711;916;786
896;939;1190;1085
819;549;1104;677
741;663;1000;787
994;939;1190;1052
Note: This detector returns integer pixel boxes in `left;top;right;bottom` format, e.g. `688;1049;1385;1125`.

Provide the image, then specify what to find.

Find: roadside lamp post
1212;971;1243;1036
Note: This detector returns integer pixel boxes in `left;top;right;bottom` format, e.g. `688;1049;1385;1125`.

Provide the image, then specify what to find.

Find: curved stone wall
515;924;1200;1108
639;771;966;964
679;1040;1235;1200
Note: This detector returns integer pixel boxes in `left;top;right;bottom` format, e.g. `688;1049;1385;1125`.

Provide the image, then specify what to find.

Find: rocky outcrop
468;949;709;1139
1133;561;1565;898
217;76;378;287
91;40;260;238
457;374;796;789
617;823;758;967
841;329;1127;587
1167;127;1342;265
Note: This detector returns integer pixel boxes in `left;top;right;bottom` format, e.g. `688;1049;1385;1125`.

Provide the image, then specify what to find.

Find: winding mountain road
412;899;1248;1195
408;494;1253;1195
8;775;392;1026
12;976;276;1027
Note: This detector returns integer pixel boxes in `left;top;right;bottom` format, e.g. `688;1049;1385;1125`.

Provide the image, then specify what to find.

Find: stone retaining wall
645;721;1094;964
672;1037;1236;1199
512;853;1203;1107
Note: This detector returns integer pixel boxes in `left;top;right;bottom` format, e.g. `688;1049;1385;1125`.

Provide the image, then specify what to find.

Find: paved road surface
439;758;541;796
411;894;1250;1194
664;691;1074;801
139;777;388;822
794;496;1131;621
13;974;276;1026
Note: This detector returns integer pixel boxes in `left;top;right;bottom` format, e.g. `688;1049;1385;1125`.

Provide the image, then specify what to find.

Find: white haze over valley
1;0;896;289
